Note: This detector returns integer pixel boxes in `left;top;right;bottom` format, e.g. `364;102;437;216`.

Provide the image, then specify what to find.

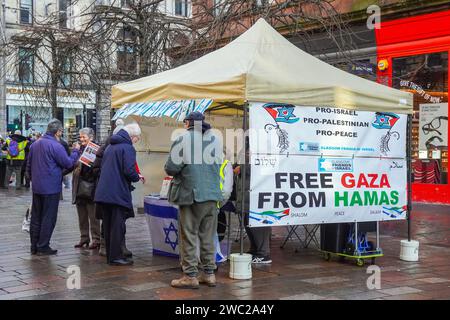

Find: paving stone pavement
0;187;449;300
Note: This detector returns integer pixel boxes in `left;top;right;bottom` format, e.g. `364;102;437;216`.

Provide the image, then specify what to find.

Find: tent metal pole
240;102;249;255
406;114;413;242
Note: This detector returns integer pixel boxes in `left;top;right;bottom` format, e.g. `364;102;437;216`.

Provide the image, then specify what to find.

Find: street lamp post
0;0;7;135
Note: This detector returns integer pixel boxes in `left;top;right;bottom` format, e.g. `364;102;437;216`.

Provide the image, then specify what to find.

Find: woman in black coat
72;128;101;249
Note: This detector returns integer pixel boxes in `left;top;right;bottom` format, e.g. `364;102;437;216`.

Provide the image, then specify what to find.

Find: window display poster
419;103;448;150
79;142;100;167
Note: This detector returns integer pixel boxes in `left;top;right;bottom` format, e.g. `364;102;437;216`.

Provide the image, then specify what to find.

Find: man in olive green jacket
165;112;223;289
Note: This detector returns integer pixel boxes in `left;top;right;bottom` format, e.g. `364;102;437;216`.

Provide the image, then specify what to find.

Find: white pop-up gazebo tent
112;18;414;259
112;18;412;115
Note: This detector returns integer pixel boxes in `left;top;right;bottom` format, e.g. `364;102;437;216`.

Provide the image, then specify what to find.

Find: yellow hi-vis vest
219;159;229;191
218;159;230;208
6;139;28;161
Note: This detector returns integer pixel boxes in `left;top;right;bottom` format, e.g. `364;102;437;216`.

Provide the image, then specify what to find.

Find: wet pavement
0;187;449;300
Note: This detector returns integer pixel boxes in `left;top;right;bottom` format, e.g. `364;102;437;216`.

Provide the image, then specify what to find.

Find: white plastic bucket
400;240;419;262
229;253;252;279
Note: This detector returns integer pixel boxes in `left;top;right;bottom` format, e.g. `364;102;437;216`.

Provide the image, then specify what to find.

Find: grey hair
123;122;141;138
47;119;63;135
79;127;95;140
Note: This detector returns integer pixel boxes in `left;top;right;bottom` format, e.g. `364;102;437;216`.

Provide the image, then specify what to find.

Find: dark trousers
21;162;30;188
0;161;6;188
30;193;60;251
101;204;126;263
244;213;271;257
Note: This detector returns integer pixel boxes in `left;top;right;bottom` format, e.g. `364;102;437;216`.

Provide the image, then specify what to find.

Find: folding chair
280;225;306;249
302;224;320;249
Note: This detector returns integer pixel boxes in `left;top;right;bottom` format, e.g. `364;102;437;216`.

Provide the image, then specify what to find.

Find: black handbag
77;179;95;200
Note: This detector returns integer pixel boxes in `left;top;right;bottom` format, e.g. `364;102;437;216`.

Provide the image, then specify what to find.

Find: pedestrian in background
21;133;36;189
72;127;101;250
2;130;29;190
94;123;141;266
60;135;71;190
0;135;7;189
165;112;223;289
26;119;80;255
22;133;43;233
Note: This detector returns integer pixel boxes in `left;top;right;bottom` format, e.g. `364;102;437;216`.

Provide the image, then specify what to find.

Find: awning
112;99;213;121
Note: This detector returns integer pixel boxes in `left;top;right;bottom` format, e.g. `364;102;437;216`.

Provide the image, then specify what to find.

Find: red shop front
376;10;450;204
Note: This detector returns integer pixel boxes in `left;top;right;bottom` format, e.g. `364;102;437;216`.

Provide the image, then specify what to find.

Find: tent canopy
112;18;413;114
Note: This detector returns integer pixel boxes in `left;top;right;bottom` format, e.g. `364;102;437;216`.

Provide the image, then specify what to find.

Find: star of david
163;222;178;251
375;114;389;126
276;107;295;121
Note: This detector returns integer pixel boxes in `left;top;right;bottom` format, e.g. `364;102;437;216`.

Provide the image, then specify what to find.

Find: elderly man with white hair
94;122;142;266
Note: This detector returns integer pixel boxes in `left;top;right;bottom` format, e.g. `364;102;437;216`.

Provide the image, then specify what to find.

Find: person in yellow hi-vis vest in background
219;156;233;207
1;130;29;190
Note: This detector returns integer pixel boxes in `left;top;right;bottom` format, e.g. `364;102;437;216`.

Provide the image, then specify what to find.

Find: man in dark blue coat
94;123;141;266
26;119;80;255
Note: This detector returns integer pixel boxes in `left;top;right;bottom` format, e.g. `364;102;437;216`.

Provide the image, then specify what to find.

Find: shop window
7;105;52;135
18;48;34;84
20;0;33;25
393;52;448;185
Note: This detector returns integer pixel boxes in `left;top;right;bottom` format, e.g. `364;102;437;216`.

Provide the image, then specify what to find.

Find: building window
117;44;137;74
121;0;132;8
117;27;137;74
60;56;72;87
213;0;230;16
175;0;188;17
20;0;33;25
18;48;34;84
393;52;448;185
59;0;71;29
255;0;269;7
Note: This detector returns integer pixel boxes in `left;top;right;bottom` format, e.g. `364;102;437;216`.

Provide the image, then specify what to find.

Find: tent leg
406;114;413;242
240;103;249;255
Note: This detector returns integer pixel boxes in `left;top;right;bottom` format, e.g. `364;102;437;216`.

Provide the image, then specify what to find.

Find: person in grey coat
165;112;223;289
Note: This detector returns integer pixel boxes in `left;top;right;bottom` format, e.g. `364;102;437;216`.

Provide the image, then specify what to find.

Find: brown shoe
171;275;199;289
198;272;216;287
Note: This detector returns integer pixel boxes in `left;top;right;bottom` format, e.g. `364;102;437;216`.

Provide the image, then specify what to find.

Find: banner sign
249;102;408;227
249;102;407;158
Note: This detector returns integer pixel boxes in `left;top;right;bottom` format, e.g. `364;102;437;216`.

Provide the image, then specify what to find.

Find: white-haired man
94;123;142;266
